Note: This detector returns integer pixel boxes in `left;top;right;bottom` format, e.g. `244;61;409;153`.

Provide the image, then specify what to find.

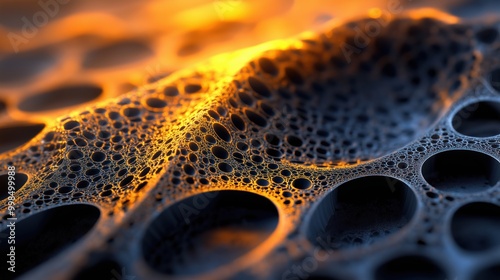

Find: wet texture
0;9;500;280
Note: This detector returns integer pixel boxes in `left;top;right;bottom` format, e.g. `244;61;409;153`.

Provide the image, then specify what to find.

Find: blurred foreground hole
19;85;102;112
142;190;279;276
0;172;28;200
451;202;500;252
0;204;100;279
375;255;447;280
0;123;45;154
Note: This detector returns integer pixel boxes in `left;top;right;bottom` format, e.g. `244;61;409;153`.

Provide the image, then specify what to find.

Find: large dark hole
0;123;45;154
19;85;102;112
374;255;447;280
0;204;100;279
451;202;500;252
452;101;500;137
73;258;123;280
422;150;500;193
472;263;500;280
142;190;279;276
0;172;28;200
307;176;417;250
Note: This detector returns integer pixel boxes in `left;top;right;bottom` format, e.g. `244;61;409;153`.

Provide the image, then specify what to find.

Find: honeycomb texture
1;2;500;280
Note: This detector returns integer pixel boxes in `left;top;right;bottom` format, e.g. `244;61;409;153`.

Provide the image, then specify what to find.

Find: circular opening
0;99;6;113
0;204;100;278
476;27;498;44
142;190;279;276
0;49;57;84
0;123;45;154
306;176;417;250
374;255;447;280
19;85;102;112
450;202;500;252
452;101;500;137
0;172;28;200
73;258;123;280
421;150;500;193
82;40;153;69
489;68;500;92
472;263;500;280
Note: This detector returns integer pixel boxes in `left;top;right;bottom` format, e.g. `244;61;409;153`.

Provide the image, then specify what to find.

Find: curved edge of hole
421;149;500;193
449;202;500;253
373;254;448;280
0;204;101;278
19;84;103;112
304;176;418;251
0;123;45;154
140;190;280;276
0;172;28;200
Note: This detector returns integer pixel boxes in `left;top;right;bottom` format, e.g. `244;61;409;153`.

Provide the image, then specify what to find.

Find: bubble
213;123;231;142
218;163;233;173
245;109;267;127
91;151;106;162
163;86;179;96
292;178;311;190
230;114;246;131
145;97;167;109
258;57;279;75
248;76;271;98
211;145;229;159
185;84;202;94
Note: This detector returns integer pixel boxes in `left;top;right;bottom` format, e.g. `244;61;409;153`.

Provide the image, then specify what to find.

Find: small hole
422;150;500;193
476;27;498;44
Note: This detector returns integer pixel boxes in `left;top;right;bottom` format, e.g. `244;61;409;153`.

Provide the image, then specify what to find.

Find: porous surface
1;6;500;280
